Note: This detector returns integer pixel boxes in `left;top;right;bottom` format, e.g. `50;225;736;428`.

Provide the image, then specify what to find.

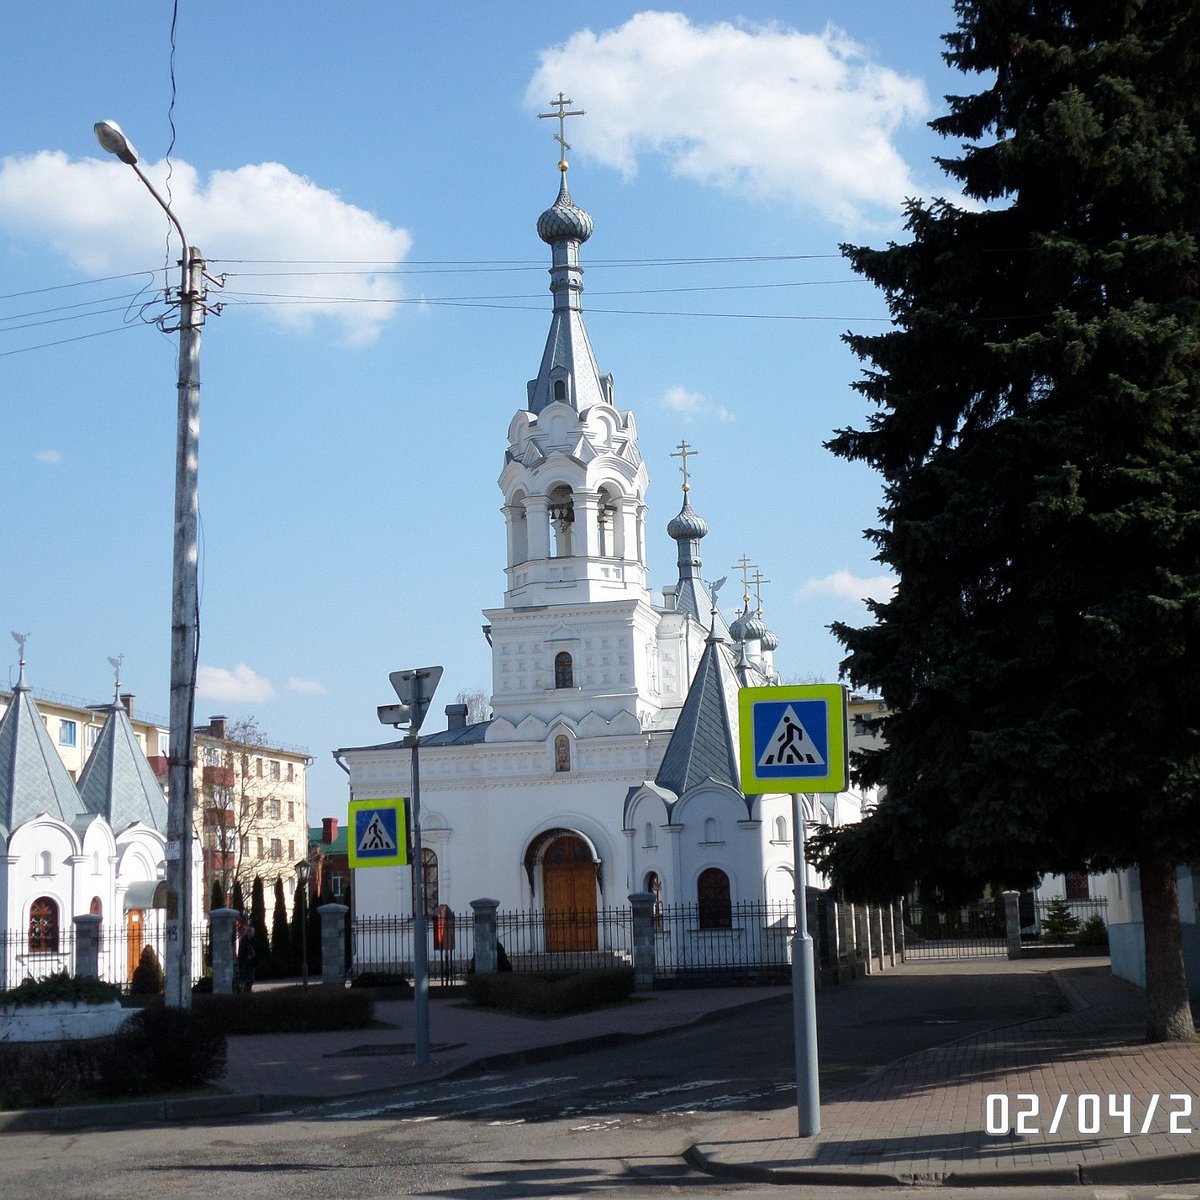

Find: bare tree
456;687;491;725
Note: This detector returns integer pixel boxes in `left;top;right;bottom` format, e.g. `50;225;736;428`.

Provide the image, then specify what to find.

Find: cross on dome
538;92;586;173
671;439;697;493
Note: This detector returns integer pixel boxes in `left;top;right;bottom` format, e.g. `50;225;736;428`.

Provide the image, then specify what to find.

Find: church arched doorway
540;832;597;952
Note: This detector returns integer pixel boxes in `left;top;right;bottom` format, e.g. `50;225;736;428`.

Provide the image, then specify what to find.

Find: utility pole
95;121;220;1007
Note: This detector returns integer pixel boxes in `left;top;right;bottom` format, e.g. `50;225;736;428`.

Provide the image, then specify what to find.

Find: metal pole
791;792;821;1136
164;245;203;1010
409;729;430;1065
301;877;309;986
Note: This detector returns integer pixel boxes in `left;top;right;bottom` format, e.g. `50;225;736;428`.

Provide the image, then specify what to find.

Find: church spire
666;440;712;622
527;98;611;416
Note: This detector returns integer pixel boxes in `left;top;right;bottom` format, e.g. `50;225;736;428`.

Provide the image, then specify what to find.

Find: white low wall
0;1000;130;1043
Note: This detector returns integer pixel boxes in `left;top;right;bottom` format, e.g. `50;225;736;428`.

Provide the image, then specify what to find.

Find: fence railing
1;922;209;992
903;900;1008;960
1032;896;1109;936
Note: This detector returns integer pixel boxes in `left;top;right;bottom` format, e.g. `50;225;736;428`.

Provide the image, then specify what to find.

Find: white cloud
34;449;62;464
287;676;326;696
799;570;896;604
0;151;413;345
196;663;276;703
661;384;734;423
528;13;930;230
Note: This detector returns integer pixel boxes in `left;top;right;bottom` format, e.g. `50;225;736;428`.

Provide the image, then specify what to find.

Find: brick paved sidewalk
692;963;1200;1187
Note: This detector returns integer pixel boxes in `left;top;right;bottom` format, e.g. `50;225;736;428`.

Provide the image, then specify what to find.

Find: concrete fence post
628;892;656;990
1002;890;1022;959
872;905;886;972
894;900;907;961
471;898;500;975
318;903;350;985
73;914;102;979
209;908;238;993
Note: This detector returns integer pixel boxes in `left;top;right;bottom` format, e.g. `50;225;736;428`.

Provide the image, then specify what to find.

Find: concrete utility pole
95;120;217;1008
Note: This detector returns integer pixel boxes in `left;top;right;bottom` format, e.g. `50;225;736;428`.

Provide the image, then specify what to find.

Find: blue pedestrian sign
738;684;848;794
348;798;409;868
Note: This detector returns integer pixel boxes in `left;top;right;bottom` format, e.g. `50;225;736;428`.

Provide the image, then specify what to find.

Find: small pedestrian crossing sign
348;798;409;868
738;684;848;794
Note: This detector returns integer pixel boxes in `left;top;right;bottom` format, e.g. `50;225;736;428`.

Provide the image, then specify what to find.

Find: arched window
597;486;623;558
553;378;567;402
643;822;656;848
29;897;59;953
644;871;663;930
703;816;719;843
774;815;788;842
421;847;439;916
554;734;571;772
697;868;732;930
554;651;574;689
37;851;52;876
548;486;574;556
89;896;103;916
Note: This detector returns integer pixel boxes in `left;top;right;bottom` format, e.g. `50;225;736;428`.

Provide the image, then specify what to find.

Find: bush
0;1041;105;1108
97;1007;226;1098
0;970;122;1010
1040;898;1082;941
349;971;413;996
129;945;165;996
1074;914;1110;949
193;985;374;1034
465;968;634;1016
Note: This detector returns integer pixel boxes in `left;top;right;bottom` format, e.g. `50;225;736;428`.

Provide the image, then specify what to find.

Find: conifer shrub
1074;914;1110;950
0;970;122;1009
129;945;165;995
194;984;373;1034
1040;898;1082;941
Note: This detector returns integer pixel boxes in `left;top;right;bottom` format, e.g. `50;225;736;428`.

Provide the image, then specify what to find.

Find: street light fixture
95;119;214;1008
295;858;311;987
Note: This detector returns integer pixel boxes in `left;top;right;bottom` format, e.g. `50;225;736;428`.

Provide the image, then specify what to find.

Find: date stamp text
985;1093;1196;1137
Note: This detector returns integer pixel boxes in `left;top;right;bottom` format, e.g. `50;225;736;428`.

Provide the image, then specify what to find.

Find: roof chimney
445;703;468;730
120;692;134;718
206;715;227;739
322;817;338;844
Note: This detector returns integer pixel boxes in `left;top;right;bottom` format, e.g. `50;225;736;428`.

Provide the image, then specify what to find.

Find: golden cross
751;569;771;614
538;92;586;170
735;554;758;606
670;439;698;492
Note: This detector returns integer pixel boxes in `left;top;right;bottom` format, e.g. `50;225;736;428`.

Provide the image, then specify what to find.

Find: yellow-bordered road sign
348;798;410;868
738;684;849;794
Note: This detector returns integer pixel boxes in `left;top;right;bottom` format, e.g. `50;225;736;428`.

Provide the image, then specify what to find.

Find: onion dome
742;611;768;643
667;497;708;542
760;624;780;652
537;176;594;244
729;607;752;642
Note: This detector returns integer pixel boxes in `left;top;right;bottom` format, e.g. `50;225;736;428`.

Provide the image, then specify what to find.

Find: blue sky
2;2;966;820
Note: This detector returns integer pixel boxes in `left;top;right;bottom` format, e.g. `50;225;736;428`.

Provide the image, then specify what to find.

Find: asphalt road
0;965;1087;1200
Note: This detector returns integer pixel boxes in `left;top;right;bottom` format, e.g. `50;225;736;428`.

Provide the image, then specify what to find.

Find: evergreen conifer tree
250;877;269;966
230;877;246;918
271;877;291;970
815;0;1200;1040
209;877;226;913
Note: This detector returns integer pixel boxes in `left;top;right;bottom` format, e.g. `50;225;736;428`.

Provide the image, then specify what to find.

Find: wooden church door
542;833;598;951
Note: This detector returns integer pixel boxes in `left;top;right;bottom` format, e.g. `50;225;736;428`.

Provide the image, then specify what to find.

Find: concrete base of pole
792;931;821;1137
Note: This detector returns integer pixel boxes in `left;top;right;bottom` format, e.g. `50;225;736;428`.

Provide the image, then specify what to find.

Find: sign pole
408;724;430;1066
791;792;821;1136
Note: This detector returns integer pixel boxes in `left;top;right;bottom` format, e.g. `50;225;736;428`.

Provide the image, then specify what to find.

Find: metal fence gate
902;900;1007;960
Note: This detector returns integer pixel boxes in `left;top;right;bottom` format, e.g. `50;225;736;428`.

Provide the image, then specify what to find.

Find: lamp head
94;120;139;166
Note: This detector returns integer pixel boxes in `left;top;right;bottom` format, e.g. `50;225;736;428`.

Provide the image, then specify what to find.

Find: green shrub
97;1007;226;1098
0;970;122;1010
193;985;374;1034
349;971;413;995
1074;914;1110;949
0;1041;105;1108
1041;898;1082;940
465;968;634;1016
129;945;165;996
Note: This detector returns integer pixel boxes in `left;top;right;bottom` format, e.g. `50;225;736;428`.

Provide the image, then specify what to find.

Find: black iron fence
902;899;1008;960
1031;896;1109;938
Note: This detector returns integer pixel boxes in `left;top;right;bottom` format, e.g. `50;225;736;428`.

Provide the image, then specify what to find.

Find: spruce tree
818;0;1200;1040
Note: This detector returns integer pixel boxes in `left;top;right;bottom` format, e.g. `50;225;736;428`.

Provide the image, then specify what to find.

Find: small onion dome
537;176;594;244
667;498;708;542
760;624;780;652
729;607;752;642
742;611;768;643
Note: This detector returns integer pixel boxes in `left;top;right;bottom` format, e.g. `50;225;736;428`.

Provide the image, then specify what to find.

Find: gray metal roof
654;632;743;797
0;682;89;839
77;700;169;833
335;720;493;756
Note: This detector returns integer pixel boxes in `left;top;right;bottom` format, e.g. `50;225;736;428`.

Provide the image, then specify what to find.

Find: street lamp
95;119;212;1008
295;858;311;987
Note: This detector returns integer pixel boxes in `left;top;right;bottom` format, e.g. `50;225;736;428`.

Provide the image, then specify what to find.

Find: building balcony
203;765;235;788
147;755;169;777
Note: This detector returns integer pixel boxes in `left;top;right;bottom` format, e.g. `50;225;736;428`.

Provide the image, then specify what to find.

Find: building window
288;839;295;861
287;762;294;782
269;760;280;781
421;847;439;916
241;754;250;777
643;822;656;849
702;816;720;843
269;798;281;820
644;871;663;929
1065;872;1090;900
256;757;263;778
29;897;59;953
37;851;52;876
331;875;344;898
270;839;282;861
554;734;571;772
697;868;732;930
256;837;264;858
240;836;249;857
288;801;295;822
553;378;566;401
774;815;788;842
86;724;102;750
89;896;102;916
58;720;77;748
554;651;574;689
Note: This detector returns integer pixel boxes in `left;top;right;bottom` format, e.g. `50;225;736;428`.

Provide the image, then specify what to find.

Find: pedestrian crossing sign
348;798;410;868
738;684;848;794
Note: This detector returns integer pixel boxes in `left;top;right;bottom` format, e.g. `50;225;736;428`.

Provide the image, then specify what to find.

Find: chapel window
697;868;732;930
554;651;574;690
554;734;571;772
29;897;59;953
422;847;439;916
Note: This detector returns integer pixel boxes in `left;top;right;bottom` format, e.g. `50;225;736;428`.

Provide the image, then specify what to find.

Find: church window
421;847;439;915
553;378;566;401
702;816;721;843
554;734;571;772
1065;872;1090;900
89;896;102;916
597;486;622;558
549;486;575;556
774;815;789;842
644;871;663;929
37;851;52;876
29;897;59;953
643;822;656;848
554;651;574;689
697;868;732;930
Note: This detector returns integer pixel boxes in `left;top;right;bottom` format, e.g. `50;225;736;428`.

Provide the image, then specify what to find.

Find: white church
336;146;873;948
